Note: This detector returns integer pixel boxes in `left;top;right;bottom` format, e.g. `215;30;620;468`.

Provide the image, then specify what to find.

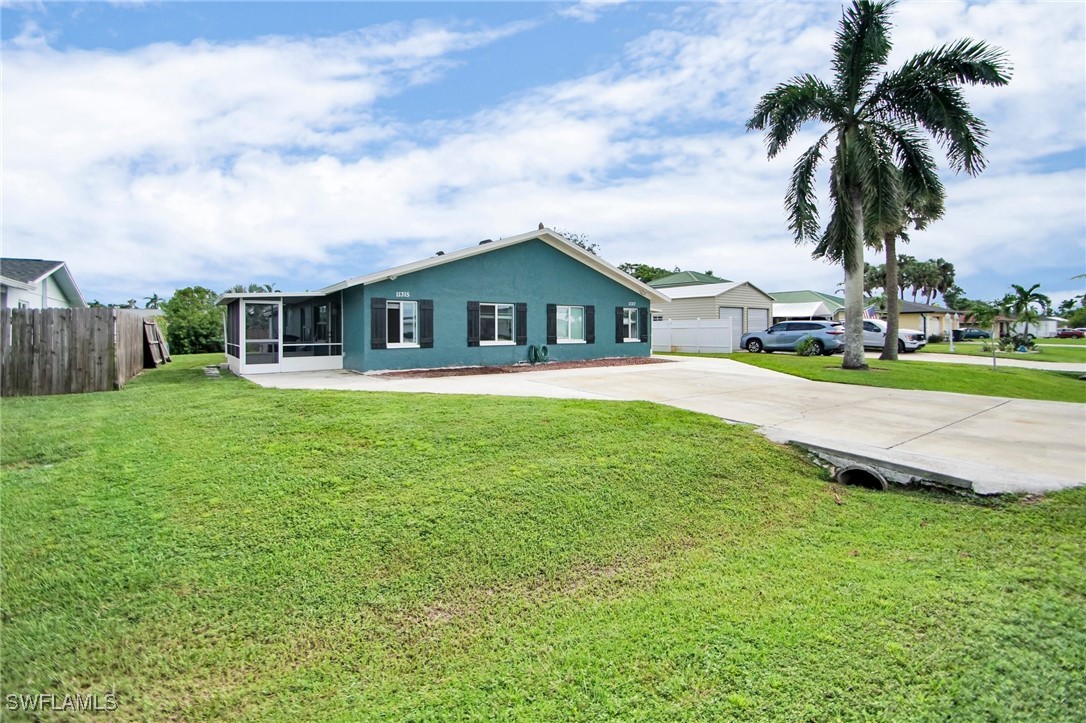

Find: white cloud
558;0;628;24
1;2;1082;304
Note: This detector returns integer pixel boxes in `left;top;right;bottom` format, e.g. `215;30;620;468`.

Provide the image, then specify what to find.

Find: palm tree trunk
880;231;899;361
842;187;868;370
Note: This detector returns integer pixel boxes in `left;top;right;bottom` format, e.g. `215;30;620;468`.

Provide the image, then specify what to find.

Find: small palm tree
144;293;162;309
747;0;1010;369
1007;283;1051;341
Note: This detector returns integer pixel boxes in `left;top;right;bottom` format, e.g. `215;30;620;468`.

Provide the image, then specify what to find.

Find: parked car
1056;328;1085;338
959;328;991;340
861;318;926;353
741;321;845;355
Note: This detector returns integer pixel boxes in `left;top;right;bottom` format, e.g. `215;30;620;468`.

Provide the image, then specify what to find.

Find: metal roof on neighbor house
769;289;845;309
648;271;731;288
657;280;774;300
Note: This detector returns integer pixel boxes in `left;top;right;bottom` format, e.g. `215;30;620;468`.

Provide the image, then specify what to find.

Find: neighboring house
770;290;845;321
0;258;87;310
1013;316;1066;339
896;300;963;338
648;271;731;288
771;290;964;337
217;228;670;375
652;281;775;351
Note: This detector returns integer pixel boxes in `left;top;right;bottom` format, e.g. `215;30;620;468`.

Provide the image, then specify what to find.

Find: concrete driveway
247;356;1086;495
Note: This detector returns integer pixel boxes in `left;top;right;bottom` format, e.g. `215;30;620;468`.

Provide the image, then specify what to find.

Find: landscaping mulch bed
376;356;671;379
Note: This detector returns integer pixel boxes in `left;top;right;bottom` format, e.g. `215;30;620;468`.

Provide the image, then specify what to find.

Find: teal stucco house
218;228;670;375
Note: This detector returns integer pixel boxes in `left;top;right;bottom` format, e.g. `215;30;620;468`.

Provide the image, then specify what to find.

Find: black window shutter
515;303;528;346
467;301;480;347
371;297;387;350
419;300;434;349
546;304;557;345
585;305;595;344
639;307;649;343
615;307;625;343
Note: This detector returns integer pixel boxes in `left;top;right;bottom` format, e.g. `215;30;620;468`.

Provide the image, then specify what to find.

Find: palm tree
863;262;885;295
870;177;944;359
747;0;1010;369
1007;283;1051;340
144;293;162;309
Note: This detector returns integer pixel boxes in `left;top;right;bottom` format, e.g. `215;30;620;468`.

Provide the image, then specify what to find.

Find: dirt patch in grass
376;356;670;379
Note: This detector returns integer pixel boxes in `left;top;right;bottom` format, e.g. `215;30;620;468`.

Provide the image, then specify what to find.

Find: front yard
922;340;1086;364
677;351;1085;402
2;355;1084;719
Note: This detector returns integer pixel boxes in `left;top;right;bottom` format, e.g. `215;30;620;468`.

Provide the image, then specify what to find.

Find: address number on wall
395;291;411;298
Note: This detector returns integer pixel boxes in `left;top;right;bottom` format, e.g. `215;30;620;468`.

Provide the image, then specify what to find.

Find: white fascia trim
0;276;34;291
215;292;326;305
50;264;88;308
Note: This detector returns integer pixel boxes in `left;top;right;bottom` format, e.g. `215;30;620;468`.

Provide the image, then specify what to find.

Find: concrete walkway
246;356;1086;495
888;351;1086;373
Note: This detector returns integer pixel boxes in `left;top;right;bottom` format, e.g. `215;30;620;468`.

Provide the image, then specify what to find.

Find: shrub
795;336;821;356
928;334;944;344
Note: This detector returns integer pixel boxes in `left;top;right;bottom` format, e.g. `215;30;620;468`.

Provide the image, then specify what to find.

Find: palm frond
785;132;831;242
854;124;901;241
746;75;840;158
871;79;991;174
832;0;895;109
814;136;859;266
876;123;946;224
892;38;1012;88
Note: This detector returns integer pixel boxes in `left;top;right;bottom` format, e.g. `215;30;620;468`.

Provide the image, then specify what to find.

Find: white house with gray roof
0;259;87;310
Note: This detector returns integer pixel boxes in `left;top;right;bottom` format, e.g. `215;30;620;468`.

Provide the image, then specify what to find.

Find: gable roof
0;258;87;307
318;228;671;304
769;290;845;310
1;258;64;285
648;270;730;288
658;280;773;300
897;300;960;314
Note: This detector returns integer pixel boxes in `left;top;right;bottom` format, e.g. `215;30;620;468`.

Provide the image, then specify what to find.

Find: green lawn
922;341;1086;364
2;354;1084;720
1037;337;1086;346
673;352;1086;402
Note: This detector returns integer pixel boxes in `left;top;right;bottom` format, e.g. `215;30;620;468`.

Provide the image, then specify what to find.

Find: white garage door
718;307;743;350
748;308;770;334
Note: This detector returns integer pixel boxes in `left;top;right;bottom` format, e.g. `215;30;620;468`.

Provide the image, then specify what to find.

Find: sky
2;0;1084;308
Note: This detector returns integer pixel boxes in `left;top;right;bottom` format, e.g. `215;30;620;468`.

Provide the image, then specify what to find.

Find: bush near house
162;286;224;354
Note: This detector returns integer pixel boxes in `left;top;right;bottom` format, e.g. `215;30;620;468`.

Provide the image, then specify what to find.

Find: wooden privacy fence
0;308;150;397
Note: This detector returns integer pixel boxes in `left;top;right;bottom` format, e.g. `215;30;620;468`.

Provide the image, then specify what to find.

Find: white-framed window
480;302;515;345
386;300;418;347
622;307;639;342
17;301;30;309
556;305;585;343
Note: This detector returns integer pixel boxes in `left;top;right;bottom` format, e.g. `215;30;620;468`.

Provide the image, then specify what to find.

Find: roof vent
435;251;445;256
479;239;493;245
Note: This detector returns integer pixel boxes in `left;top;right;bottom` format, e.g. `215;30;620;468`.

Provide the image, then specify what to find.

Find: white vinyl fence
651;319;733;354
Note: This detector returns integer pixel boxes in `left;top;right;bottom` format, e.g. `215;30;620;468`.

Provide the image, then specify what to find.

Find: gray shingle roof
0;258;64;284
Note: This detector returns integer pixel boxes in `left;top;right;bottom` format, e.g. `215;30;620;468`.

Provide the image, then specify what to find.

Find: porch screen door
244;302;280;366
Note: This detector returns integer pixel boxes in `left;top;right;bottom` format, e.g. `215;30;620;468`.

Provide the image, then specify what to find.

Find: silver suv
740;321;845;355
